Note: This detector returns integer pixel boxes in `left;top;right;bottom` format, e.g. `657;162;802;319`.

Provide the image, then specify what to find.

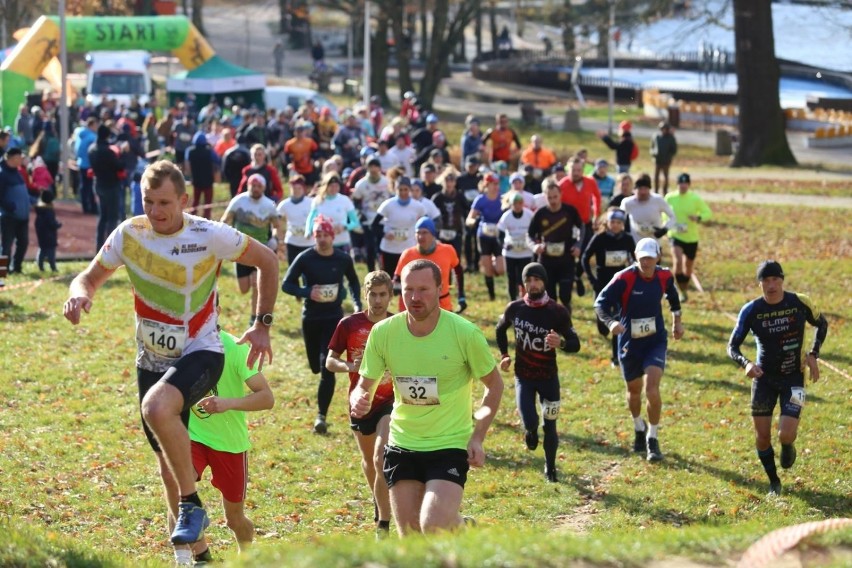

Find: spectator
598;120;638;173
34;189;62;272
185;132;221;219
88;124;125;250
650;122;678;195
0;147;30;274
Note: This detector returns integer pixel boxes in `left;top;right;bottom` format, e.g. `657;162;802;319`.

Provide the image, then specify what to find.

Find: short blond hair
142;160;186;196
363;270;392;297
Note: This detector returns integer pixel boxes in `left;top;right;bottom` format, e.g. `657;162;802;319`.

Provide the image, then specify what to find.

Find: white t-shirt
387;146;415;177
377;151;397;174
352;175;391;224
376;197;426;254
223;193;279;242
504;189;537;212
96;214;248;371
416;196;441;221
309;193;356;247
621;194;677;243
498;208;535;259
277;196;315;248
533;192;548;211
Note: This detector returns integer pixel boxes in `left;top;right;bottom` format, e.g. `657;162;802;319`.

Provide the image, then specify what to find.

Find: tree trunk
278;0;289;34
489;1;498;53
419;0;428;61
475;3;482;57
371;6;390;106
191;0;205;36
418;0;476;109
731;0;796;167
391;0;414;98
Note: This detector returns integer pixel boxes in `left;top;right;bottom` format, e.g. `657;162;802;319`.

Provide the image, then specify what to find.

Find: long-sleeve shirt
557;176;601;224
621;194;676;243
581;230;636;291
281;248;361;320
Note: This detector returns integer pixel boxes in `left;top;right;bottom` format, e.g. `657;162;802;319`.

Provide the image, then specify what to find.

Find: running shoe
544;466;558;483
575;277;586;297
768;480;783;496
313;414;328;434
524;429;539;451
780;444;797;469
633;420;647;453
170;502;209;544
193;548;213;565
462;516;477;528
646;437;664;462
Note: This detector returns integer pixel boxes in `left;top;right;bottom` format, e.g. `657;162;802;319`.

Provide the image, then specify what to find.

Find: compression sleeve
727;304;752;368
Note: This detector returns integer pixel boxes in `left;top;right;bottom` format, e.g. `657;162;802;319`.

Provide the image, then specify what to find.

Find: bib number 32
395;376;440;405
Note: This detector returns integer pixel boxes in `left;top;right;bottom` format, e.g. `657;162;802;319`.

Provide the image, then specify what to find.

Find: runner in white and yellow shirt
63;161;279;556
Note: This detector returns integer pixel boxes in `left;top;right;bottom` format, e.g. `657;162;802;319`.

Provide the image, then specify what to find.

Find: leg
493;254;505;276
373;415;392;523
515;378;540;450
316;319;338;417
201;187;214;220
661;163;671;195
389;480;425;536
654;163;662;193
222;498;254;551
539;378;561;480
420;480;465;533
644;365;664;427
142;382;199;496
625;375;644;420
12;219;28;273
353;430;380;513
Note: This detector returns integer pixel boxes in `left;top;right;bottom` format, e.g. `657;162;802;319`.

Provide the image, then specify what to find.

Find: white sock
174;549;192;565
647;424;659;439
633;416;645;431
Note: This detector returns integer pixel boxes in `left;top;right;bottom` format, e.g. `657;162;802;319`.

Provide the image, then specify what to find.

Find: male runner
593;238;684;462
496;262;580;482
327;271;395;537
282;215;362;434
727;260;827;496
63;160;278;546
350;260;503;535
664;172;712;302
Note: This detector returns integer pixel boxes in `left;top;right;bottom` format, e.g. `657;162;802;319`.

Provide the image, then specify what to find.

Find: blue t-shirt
472;193;504;235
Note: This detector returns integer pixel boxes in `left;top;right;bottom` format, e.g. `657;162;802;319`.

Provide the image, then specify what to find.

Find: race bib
390;227;410;241
541;398;561;420
631;317;657;338
395;375;439;405
289;226;305;238
481;223;498;237
439;229;457;241
315;283;339;303
545;241;565;256
137;318;186;358
676;223;688;233
605;250;629;267
533;168;543;179
638;224;654;237
789;387;806;407
464;189;480;203
179;132;192;142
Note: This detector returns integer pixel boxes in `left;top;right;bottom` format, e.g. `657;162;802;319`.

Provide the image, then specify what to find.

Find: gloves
653;227;668;239
455;297;468;314
266;237;279;250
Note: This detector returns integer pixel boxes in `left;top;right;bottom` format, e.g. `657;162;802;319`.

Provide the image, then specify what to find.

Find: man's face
5;154;23;169
314;230;334;251
678;182;689;192
290;181;305;197
571;162;584;182
546;187;561;210
531;136;542;149
368;164;381;179
411;184;423;200
498;116;508;129
607;218;625;233
597;164;608;177
638;256;657;274
397;185;411;200
402;268;440;321
636;186;651;201
524;275;546;297
143;179;188;235
249;180;265;199
366;284;391;315
759;276;784;300
396;137;406;149
424;170;436;183
416;228;435;250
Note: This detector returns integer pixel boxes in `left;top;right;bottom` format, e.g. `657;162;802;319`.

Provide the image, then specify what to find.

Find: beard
527;289;545;300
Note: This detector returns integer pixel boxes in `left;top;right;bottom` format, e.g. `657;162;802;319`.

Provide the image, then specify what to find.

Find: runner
221;173;282;326
283;124;320;186
496;262;580;482
466;173;506;301
394;216;466;313
581;208;636;366
528;180;583;310
483;113;521;167
63;160;279;549
275;174;315;266
558;157;601;298
727;260;828;496
431;168;468;259
326;271;395;538
664;173;712;302
620;173;676;245
593;238;684;462
351;157;391;271
305;172;360;252
457;156;483;273
350;259;503;535
183;325;274;564
497;193;535;301
373;176;426;277
281;215;362;434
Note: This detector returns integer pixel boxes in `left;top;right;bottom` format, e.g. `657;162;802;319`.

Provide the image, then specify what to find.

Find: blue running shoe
170;502;209;544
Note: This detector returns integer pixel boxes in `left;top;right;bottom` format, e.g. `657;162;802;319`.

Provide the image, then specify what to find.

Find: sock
647;424;659;439
180;492;203;508
174;549;192;565
633;416;645;431
485;276;495;299
377;520;390;531
758;446;780;483
194;548;213;562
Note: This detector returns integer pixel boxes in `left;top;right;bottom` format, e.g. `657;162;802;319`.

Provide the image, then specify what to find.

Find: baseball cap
522;262;548;284
635;238;660;259
595;158;609;169
554;162;565;172
509;172;525;184
366;157;381;168
484;172;499;184
248;173;267;187
313;215;335;235
426;113;439;124
756;260;784;280
619;120;632;132
465;155;480;166
677;172;691;184
397;176;412;188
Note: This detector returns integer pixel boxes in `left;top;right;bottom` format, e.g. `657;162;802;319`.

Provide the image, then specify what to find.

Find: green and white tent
166;55;265;108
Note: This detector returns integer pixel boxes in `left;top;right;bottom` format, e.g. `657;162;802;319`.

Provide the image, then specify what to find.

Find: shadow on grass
0;298;51;324
668;347;733;367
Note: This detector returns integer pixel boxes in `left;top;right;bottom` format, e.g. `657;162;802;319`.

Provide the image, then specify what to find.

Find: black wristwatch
259;313;274;326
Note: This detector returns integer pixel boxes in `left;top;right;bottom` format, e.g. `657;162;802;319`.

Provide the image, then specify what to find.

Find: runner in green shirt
664;172;712;302
350;259;503;536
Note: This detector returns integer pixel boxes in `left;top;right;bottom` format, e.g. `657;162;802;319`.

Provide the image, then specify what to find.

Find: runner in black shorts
496;262;580;482
327;270;394;536
664;173;712;302
727;260;827;497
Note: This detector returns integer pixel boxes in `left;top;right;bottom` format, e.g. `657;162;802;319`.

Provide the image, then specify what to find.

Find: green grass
1;194;851;566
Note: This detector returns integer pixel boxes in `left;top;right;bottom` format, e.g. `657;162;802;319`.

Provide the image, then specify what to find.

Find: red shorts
191;441;248;503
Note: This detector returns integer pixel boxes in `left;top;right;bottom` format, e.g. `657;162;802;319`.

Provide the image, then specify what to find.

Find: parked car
263;86;338;120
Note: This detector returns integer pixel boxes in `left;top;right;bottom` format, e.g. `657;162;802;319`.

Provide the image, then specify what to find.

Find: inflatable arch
0;15;215;126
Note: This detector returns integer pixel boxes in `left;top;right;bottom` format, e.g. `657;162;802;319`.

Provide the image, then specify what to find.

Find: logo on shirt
171;245;180;256
171;243;209;255
632;290;644;295
447;467;459;477
189;225;208;233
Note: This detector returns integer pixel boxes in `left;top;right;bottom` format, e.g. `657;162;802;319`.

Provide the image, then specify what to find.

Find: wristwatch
259;313;274;326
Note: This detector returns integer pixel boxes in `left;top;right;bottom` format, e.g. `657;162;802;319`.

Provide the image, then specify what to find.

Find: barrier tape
737;518;852;568
708;289;850;382
0;273;72;293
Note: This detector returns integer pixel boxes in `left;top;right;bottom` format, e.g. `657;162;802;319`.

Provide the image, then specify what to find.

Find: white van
264;86;338;120
86;50;152;107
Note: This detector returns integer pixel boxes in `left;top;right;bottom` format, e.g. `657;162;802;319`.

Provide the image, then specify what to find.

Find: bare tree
731;0;795;166
417;0;477;109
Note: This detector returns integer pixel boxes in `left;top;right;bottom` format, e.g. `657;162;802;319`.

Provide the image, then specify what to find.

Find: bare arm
326;349;359;374
468;366;503;467
234;239;280;370
64;261;116;325
195;372;275;414
349;375;378;418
